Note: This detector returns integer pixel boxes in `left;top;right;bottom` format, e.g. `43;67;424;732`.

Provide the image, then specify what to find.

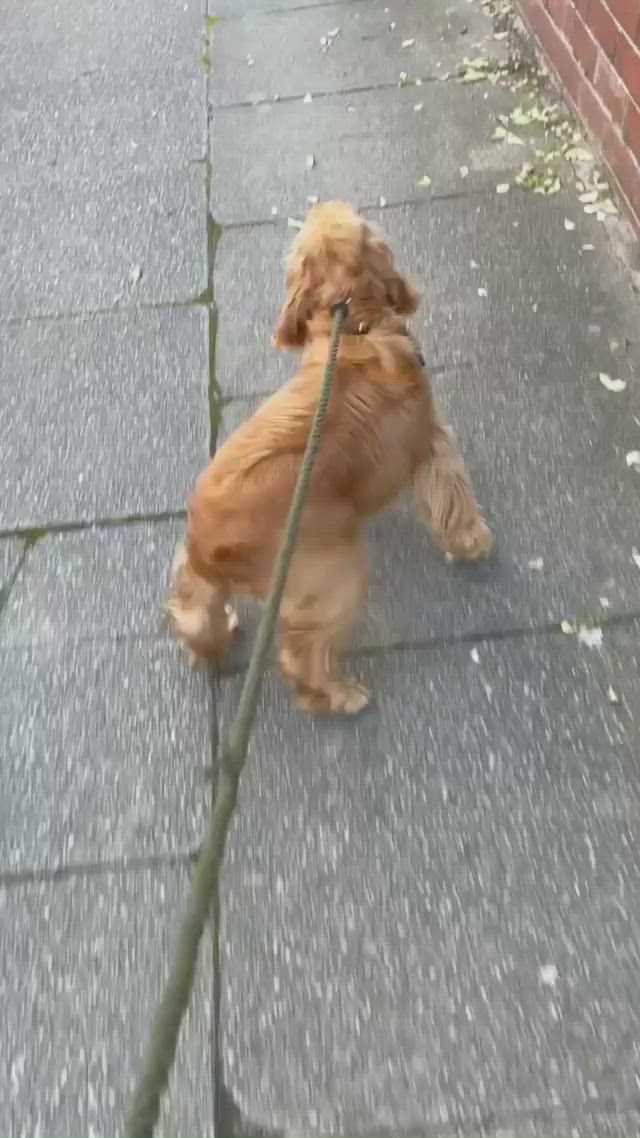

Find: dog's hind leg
166;541;238;663
278;540;370;714
413;423;493;561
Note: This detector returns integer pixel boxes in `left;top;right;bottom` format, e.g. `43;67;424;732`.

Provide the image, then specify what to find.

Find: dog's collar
339;316;426;367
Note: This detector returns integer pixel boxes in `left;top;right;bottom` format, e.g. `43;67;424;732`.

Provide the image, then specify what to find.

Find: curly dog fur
167;201;492;713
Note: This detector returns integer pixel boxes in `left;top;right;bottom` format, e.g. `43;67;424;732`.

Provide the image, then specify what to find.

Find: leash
123;300;348;1138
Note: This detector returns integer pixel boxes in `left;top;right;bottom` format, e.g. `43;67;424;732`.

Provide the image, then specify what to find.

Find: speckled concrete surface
0;0;213;1128
218;629;640;1134
0;309;208;527
207;0;640;1134
3;0;640;1131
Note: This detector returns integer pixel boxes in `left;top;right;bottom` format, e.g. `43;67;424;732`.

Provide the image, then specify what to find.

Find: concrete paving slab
0;638;209;874
0;0;205;81
209;82;525;225
0;308;207;529
211;350;640;656
1;66;206;174
0;865;214;1138
212;196;639;398
1;522;184;647
0;163;206;320
209;0;495;107
218;625;640;1135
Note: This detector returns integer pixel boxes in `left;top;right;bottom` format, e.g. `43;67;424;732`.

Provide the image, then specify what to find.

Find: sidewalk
2;0;640;1134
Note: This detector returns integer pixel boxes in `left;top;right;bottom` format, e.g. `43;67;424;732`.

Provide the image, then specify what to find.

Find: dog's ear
385;270;421;315
274;255;313;349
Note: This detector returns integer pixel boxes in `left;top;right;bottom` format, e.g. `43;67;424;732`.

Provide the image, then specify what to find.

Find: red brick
575;64;615;133
605;0;640;41
594;47;630;119
587;0;620;56
624;95;640;158
572;10;599;74
548;0;573;31
615;30;640;101
603;116;640;210
520;0;583;98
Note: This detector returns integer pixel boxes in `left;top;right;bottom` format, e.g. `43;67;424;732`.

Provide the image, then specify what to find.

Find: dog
167;201;492;713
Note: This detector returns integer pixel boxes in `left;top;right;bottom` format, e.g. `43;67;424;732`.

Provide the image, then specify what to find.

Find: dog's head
274;201;420;349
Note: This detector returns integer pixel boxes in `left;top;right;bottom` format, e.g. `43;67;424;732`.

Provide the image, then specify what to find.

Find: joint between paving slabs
0;847;201;891
0;509;188;545
208;608;640;681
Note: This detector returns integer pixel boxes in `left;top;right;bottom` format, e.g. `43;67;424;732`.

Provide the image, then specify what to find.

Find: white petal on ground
470;647;480;663
625;451;640;469
598;372;626;392
496;183;510;194
270;205;278;215
564;218;576;230
477;286;488;297
402;37;416;47
379;195;387;207
327;26;340;37
632;548;640;569
413;102;424;111
528;557;544;571
307;195;319;205
128;264;142;286
560;620;574;635
582;243;595;250
303;92;313;103
599;596;610;609
416;77;423;85
579;189;599;203
305;153;315;168
577;626;603;648
460;165;469;178
566;146;593;162
417;174;432;187
607;686;621;705
287;216;303;229
539;964;558;987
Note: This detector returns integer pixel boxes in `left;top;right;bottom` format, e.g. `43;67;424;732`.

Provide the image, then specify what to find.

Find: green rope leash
124;301;348;1138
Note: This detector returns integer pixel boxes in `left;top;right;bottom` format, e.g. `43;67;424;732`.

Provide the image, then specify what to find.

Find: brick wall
517;0;640;235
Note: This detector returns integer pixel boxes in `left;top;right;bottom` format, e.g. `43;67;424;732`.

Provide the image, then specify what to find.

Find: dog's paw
445;519;494;562
298;680;372;716
225;604;239;633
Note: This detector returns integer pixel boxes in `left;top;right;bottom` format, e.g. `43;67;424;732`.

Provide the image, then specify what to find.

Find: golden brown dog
167;201;492;713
